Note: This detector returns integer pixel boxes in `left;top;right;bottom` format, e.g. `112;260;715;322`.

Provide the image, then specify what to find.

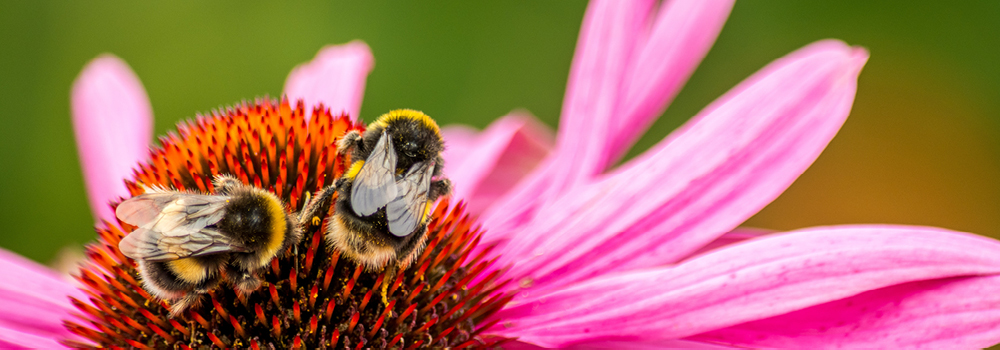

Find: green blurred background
2;1;999;263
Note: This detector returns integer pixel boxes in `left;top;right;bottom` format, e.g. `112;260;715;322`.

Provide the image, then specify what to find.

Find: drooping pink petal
0;248;87;347
479;0;655;235
606;0;735;166
283;41;374;120
441;114;554;216
689;275;1000;348
71;55;153;223
491;226;1000;347
495;41;868;290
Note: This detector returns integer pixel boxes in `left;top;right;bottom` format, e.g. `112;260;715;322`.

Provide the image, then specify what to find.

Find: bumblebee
304;109;451;270
115;175;301;316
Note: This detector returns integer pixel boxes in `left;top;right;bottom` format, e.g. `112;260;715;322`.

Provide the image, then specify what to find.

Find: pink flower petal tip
71;54;153;223
283;41;374;120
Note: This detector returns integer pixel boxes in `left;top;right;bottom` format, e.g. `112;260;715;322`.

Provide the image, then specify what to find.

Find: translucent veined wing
116;191;228;231
351;131;398;216
386;161;435;237
116;191;245;261
118;227;245;262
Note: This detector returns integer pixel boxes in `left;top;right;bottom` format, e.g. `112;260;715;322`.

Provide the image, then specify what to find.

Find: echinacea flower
4;0;1000;348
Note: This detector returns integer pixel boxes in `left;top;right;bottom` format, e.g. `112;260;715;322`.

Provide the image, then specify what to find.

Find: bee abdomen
141;256;225;301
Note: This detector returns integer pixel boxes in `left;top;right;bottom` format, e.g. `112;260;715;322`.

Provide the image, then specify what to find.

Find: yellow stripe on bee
346;161;365;179
168;258;208;284
422;200;433;222
370;109;441;136
260;191;288;266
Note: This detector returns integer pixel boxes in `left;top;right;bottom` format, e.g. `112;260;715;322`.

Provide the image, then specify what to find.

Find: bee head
371;109;444;162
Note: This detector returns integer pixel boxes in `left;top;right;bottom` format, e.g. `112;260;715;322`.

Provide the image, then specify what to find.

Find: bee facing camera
303;109;452;271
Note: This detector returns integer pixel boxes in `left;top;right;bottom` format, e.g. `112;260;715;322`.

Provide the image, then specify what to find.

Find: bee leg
298;191;312;222
381;265;397;306
168;273;221;317
429;178;452;200
227;263;262;294
300;184;338;231
337;130;362;156
235;274;262;294
212;174;243;194
169;292;204;318
432;155;446;177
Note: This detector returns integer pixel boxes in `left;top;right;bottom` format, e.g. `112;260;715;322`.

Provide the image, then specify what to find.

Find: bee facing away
304;109;451;270
115;175;302;316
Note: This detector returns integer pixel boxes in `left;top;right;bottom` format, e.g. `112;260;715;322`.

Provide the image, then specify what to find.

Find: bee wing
117;192;244;262
386;161;435;237
350;131;398;216
119;227;244;262
116;192;229;231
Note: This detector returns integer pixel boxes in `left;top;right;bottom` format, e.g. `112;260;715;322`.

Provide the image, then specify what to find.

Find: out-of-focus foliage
1;1;998;263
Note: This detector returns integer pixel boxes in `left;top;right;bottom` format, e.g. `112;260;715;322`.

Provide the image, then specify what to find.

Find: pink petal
0;329;68;349
545;0;655;189
606;0;735;166
568;339;737;349
283;41;374;120
479;0;655;235
71;55;153;223
0;248;87;347
689;275;1000;348
590;227;773;275
495;41;868;290
680;227;773;261
439;125;480;171
491;226;1000;347
480;0;734;237
507;339;738;349
441;114;554;216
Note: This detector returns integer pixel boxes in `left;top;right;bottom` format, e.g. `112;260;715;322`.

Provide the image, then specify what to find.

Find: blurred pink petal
441;114;554;216
439;125;479;169
690;275;1000;348
496;41;867;290
283;41;374;120
607;0;735;165
492;226;1000;347
71;55;153;223
0;248;86;347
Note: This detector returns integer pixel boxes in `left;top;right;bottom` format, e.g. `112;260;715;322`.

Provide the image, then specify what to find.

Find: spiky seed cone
63;98;512;348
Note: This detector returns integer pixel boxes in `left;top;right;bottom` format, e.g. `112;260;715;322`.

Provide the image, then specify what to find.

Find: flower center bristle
63;99;511;348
